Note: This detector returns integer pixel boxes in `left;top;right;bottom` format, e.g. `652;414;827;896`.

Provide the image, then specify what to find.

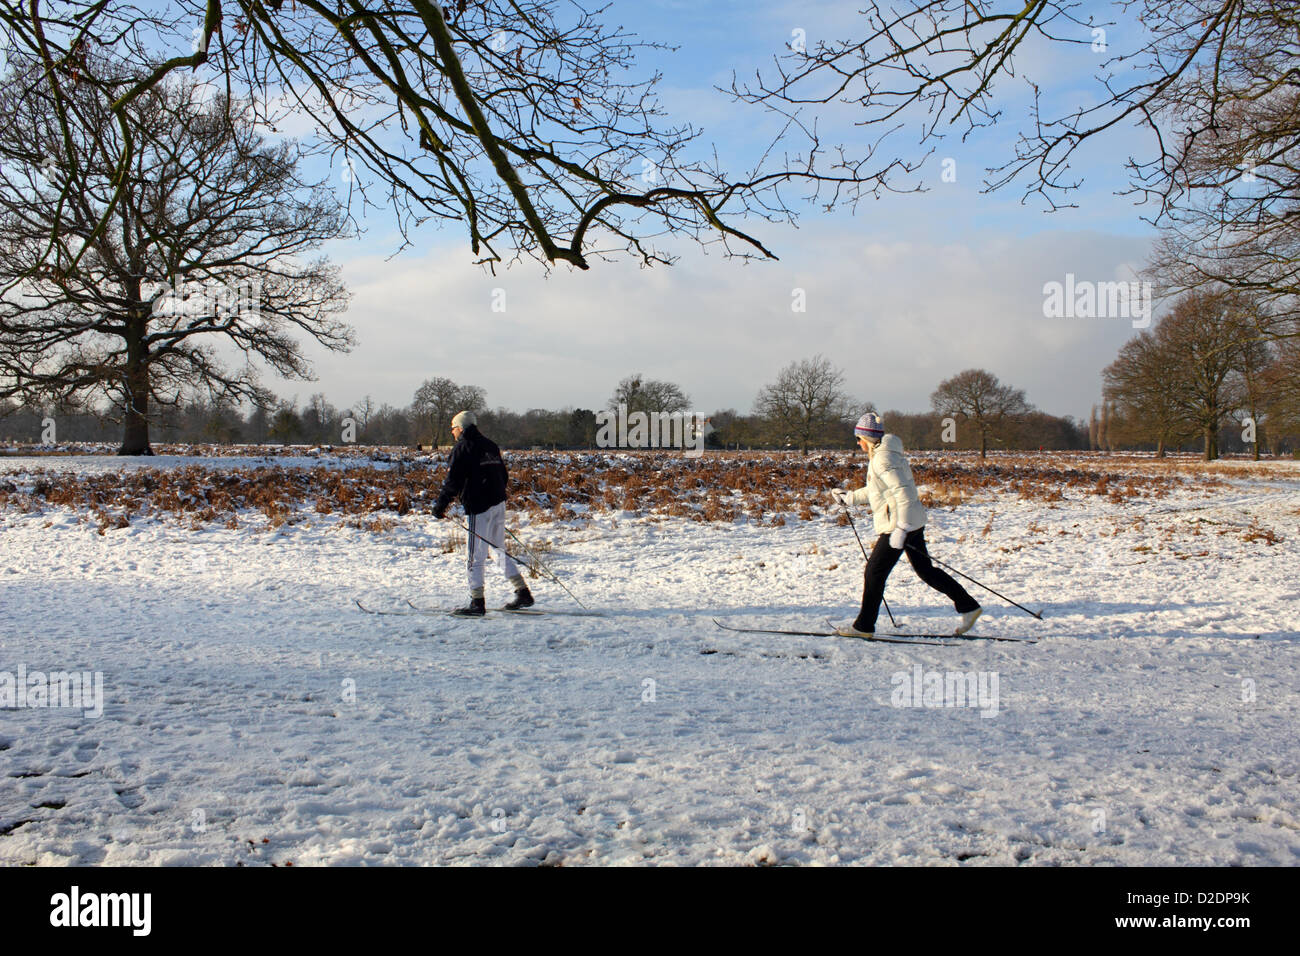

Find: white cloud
291;217;1154;422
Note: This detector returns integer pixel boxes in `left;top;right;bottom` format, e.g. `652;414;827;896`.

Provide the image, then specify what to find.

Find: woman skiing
830;412;982;637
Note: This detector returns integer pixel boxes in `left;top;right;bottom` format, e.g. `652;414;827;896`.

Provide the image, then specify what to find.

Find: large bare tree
607;373;691;417
1262;339;1300;448
1104;290;1263;460
0;57;352;453
930;369;1031;459
753;354;854;455
1155;291;1252;461
0;0;917;274
1103;331;1197;457
1232;332;1274;460
412;376;487;447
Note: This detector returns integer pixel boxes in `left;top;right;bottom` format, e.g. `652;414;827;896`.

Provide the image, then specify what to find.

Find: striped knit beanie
854;412;884;441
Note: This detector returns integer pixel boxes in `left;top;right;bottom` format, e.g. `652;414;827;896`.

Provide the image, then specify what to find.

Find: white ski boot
955;607;983;635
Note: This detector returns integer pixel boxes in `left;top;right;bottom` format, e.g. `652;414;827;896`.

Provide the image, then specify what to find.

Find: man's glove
889;526;907;550
830;489;849;507
432;503;447;520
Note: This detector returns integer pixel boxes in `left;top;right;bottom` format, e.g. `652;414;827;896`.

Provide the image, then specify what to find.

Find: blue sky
275;0;1163;422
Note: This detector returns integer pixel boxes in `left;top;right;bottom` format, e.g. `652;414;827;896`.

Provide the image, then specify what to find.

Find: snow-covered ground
2;453;1298;865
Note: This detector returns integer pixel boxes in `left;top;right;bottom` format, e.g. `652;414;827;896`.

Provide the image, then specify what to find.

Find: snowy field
2;451;1298;866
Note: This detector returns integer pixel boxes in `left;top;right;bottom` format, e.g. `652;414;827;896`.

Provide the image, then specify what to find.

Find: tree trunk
1203;426;1215;462
1156;437;1165;458
118;316;153;455
979;430;987;459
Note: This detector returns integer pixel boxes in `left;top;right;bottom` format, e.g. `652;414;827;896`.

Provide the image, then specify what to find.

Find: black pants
855;527;979;631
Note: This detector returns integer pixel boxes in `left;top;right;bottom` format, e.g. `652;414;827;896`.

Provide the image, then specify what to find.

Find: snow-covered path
2;456;1298;865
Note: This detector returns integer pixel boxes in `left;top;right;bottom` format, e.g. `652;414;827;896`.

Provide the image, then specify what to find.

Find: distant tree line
2;357;1096;454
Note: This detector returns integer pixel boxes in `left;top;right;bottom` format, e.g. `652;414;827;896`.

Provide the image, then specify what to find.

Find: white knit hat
451;410;477;429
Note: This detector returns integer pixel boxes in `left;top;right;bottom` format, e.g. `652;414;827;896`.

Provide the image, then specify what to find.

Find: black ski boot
503;586;534;611
452;596;486;617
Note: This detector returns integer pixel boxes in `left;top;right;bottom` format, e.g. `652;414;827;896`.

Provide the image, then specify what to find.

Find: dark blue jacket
433;424;508;517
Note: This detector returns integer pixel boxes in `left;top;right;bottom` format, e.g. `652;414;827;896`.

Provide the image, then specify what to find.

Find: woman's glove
830;489;849;507
889;525;909;549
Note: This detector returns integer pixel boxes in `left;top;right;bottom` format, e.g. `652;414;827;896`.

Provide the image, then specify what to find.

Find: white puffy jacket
845;434;928;534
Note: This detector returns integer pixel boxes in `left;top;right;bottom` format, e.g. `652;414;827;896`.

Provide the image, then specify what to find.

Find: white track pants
466;501;521;595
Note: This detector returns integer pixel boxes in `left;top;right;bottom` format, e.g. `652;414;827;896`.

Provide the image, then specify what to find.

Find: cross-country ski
406;599;606;618
353;598;603;619
711;619;1038;644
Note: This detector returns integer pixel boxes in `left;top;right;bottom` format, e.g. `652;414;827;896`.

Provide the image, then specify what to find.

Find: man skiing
830;412;981;637
431;410;534;616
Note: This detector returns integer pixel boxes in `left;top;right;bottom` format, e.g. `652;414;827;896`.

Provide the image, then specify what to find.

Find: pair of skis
354;599;1035;644
711;619;1037;646
354;599;605;618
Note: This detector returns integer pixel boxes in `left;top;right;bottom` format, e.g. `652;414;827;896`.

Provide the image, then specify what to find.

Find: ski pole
450;516;537;577
904;543;1043;620
503;524;590;610
839;503;898;628
451;515;590;610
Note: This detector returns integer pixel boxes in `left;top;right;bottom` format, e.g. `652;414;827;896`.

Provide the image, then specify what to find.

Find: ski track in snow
1;454;1298;866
